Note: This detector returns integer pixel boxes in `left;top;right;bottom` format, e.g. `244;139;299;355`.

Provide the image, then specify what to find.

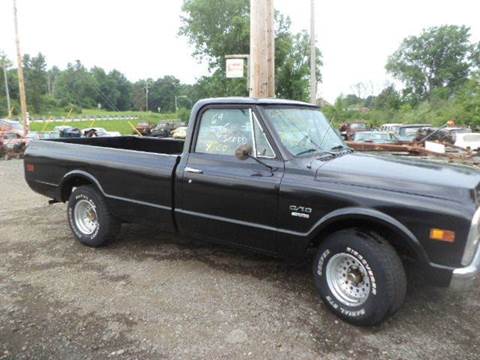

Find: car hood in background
314;152;480;203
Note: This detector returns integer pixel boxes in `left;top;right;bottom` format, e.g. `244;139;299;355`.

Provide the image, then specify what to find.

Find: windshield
463;134;480;142
264;107;344;156
355;132;390;141
351;123;367;130
399;127;421;137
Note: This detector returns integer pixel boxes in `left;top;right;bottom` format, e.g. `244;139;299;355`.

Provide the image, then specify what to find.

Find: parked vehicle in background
1;131;26;159
455;133;480;151
0;119;24;133
444;127;471;143
414;126;471;144
350;121;369;132
135;122;153;136
396;124;431;141
379;123;402;133
339;121;370;140
171;126;188;139
82;128;121;137
24;97;480;326
150;122;176;138
56;127;82;138
352;131;400;144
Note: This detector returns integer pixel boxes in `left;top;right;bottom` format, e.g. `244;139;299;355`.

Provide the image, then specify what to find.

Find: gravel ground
1;159;480;359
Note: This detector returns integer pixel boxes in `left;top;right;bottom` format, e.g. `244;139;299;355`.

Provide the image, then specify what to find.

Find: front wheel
67;185;121;247
314;229;407;326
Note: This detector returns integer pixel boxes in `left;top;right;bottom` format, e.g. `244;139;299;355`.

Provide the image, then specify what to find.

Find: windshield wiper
296;148;319;156
330;145;353;153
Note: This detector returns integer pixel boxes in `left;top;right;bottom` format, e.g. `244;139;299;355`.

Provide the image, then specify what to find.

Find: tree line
1;0;479;128
0;0;320;117
324;25;480;127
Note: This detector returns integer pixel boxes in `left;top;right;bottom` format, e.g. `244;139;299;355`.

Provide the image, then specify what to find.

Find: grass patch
29;110;184;135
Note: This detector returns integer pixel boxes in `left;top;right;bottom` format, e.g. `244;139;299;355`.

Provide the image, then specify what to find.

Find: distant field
28;109;182;135
30;120;146;135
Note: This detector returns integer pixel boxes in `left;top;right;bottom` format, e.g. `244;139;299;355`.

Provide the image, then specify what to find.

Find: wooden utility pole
309;0;317;104
145;80;150;112
13;0;29;135
250;0;275;98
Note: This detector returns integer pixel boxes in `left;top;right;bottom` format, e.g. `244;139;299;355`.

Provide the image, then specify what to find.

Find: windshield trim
261;105;345;160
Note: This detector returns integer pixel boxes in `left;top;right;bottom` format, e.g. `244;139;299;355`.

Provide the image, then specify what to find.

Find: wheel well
60;176;95;202
309;218;418;261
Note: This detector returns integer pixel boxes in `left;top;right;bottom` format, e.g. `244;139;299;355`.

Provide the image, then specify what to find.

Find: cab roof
193;97;319;109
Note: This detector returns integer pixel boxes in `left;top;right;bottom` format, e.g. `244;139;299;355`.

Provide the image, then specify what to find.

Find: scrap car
352;131;400;144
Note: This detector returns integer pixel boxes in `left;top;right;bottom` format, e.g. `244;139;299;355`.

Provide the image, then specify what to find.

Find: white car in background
455;133;480;150
171;126;188;139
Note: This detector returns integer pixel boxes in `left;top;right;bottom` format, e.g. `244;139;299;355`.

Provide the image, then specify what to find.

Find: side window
252;114;275;158
195;108;275;158
196;108;253;156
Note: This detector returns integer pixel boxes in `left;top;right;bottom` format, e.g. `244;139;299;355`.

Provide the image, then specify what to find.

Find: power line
310;0;317;104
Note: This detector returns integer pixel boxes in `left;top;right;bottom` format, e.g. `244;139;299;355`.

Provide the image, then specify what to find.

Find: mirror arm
248;155;275;172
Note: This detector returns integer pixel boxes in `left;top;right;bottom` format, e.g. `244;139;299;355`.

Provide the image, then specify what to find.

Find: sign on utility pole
310;0;317;104
250;0;275;98
226;58;245;78
13;0;29;136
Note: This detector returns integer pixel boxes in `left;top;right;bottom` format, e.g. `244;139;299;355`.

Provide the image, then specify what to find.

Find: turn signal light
26;164;35;172
430;228;455;243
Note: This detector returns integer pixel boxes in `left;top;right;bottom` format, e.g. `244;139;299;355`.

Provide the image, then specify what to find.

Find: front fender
306;207;430;264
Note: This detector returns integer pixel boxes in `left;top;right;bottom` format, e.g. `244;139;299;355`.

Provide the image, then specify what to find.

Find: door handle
185;167;203;174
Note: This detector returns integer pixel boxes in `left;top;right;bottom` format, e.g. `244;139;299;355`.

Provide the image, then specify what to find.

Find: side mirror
235;144;253;161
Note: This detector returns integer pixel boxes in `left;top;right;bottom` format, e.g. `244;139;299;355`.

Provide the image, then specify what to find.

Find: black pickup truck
24;97;480;326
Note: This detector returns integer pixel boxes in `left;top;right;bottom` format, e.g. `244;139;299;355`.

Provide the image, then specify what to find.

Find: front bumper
450;236;480;290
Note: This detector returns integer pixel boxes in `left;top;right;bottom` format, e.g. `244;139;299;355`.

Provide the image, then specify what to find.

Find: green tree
91;67;132;111
0;51;13;116
374;85;401;110
149;76;181;113
179;0;322;101
54;60;96;109
23;53;48;113
386;25;480;102
276;30;322;101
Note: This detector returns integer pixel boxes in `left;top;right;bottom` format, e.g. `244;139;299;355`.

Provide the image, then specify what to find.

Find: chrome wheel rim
326;253;371;307
74;199;98;235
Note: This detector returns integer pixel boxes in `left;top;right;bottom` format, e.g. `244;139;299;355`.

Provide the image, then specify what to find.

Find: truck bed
24;136;183;231
50;136;184;155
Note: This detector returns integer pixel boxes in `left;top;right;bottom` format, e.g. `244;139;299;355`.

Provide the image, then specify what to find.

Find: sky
0;0;479;103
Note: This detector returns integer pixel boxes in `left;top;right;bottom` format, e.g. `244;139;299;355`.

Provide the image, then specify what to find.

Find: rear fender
59;170;104;202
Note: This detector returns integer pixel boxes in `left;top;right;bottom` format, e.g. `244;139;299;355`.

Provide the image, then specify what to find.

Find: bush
64;104;82;114
177;108;191;123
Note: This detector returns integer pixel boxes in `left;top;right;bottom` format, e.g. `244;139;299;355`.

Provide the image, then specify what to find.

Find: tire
67;185;121;247
313;229;407;326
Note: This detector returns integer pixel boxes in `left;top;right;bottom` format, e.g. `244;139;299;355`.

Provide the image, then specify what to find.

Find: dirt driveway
1;159;479;359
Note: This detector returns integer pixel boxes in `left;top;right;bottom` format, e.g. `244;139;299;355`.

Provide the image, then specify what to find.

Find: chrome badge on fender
289;205;312;219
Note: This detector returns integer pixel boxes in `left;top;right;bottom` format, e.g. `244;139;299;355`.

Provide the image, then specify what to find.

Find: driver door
176;106;284;254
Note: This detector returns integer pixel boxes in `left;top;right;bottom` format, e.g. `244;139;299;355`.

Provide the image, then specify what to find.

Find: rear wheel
67;185;120;247
313;229;406;326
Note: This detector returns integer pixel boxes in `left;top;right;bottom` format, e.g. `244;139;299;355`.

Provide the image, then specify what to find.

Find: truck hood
314;152;480;203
